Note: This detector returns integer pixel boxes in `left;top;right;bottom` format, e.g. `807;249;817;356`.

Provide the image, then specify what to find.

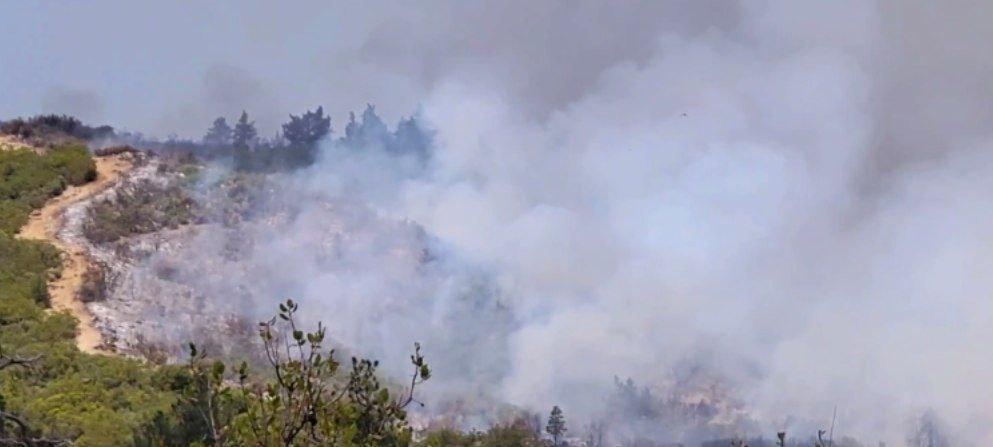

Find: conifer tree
232;111;257;149
282;106;330;147
546;405;567;446
202;116;233;146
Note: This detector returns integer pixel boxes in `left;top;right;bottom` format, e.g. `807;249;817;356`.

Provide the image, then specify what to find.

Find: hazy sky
4;0;989;170
0;1;736;138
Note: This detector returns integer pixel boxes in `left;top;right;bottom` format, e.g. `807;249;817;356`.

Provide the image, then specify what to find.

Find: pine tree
202;117;233;147
232;111;257;149
281;106;331;167
340;104;390;149
282;106;331;147
546;405;566;446
344;111;359;141
391;115;431;159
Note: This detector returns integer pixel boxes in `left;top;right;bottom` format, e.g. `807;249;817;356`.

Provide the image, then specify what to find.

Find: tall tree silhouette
282;106;330;147
281;106;331;167
202;117;232;147
546;406;567;446
232;111;257;149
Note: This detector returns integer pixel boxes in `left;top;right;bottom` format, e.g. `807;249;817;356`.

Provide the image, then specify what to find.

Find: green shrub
0;114;114;142
417;422;545;447
0;229;182;445
45;143;97;185
0;149;64;200
0;145;95;234
0;233;60;307
0;200;30;235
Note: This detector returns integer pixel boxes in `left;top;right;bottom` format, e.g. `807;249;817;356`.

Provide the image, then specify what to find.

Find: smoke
158;65;287;139
297;1;993;443
10;0;993;444
40;86;106;122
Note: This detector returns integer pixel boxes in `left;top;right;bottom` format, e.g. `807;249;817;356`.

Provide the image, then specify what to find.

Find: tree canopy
232;111;257;149
546;406;566;446
282;106;331;147
203;117;233;147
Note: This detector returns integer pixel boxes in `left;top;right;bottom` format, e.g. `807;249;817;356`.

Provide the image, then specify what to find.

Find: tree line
201;104;432;171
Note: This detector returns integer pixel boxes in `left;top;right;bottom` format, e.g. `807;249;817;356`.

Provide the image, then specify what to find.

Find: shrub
0;200;30;235
83;179;198;244
137;300;432;446
93;145;136;157
0;144;97;234
45;143;97;185
0;114;114;142
0;242;176;447
417;421;545;447
78;264;105;303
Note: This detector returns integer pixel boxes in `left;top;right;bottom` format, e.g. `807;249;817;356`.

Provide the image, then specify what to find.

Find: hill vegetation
0;144;95;235
0;122;537;446
0;143;176;446
0;115;114;147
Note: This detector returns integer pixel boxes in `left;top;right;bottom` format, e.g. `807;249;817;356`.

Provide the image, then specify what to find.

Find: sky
0;1;737;138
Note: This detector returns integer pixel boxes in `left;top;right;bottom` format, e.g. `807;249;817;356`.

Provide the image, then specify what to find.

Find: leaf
212;361;226;379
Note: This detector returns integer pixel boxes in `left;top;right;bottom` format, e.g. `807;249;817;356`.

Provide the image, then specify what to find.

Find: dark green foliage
215;105;432;172
45;143;97;185
232;111;258;150
0;145;179;446
0;233;60;311
0;145;178;446
139;300;432;446
546;406;566;446
203;117;234;147
0;144;95;235
0;149;63;234
282;106;331;147
0;200;32;239
417;420;545;447
0;114;114;142
419;428;480;447
281;106;331;167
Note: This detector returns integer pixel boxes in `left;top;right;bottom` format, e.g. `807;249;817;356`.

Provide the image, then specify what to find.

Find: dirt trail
17;155;132;354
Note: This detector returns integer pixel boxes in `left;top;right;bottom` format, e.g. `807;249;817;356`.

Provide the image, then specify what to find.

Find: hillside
16;153;132;353
0;119;557;447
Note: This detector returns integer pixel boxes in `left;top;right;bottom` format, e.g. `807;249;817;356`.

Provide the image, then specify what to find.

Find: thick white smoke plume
64;1;993;444
293;2;993;443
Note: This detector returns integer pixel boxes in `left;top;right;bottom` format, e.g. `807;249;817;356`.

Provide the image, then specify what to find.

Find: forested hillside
0;117;552;447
